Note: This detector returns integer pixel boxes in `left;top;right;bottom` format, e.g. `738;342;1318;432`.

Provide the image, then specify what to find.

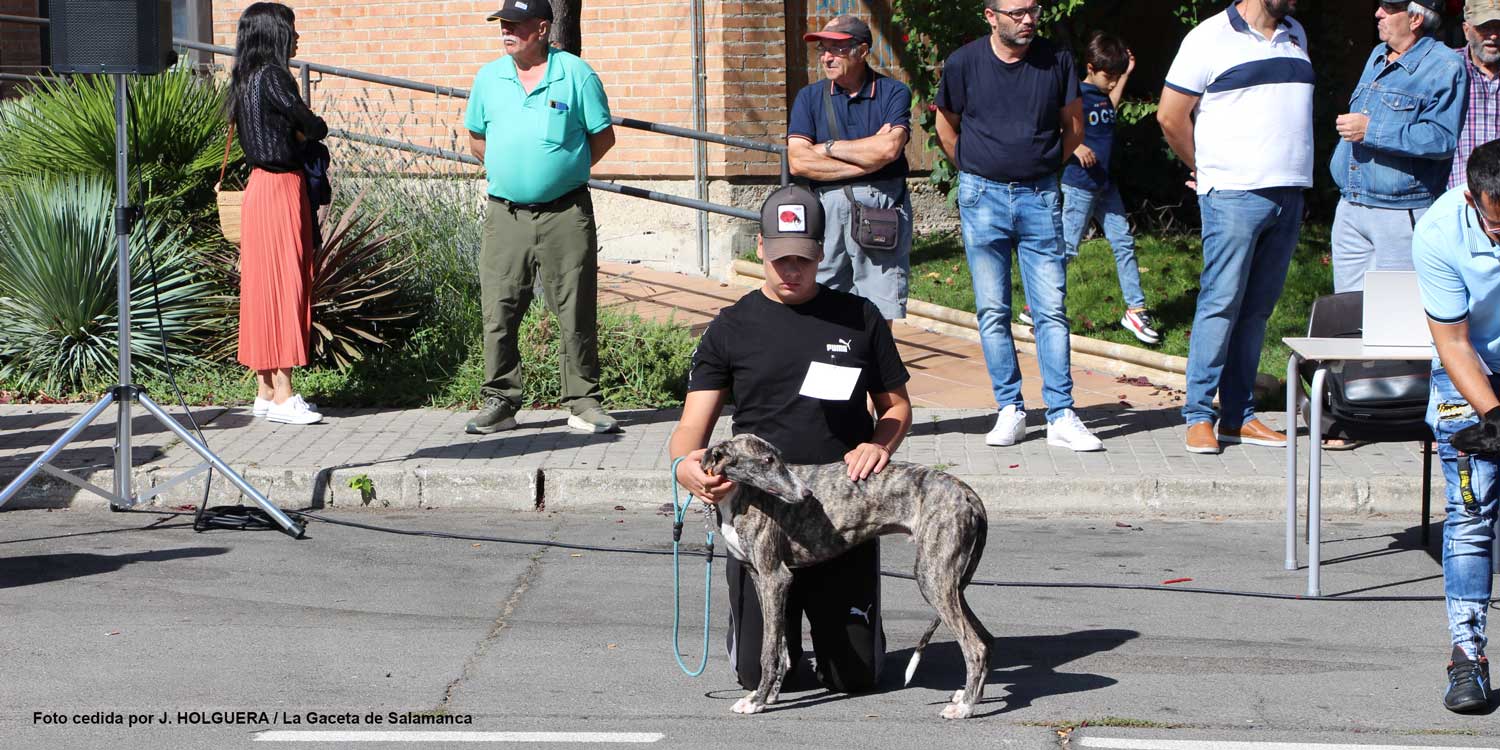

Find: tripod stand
0;74;303;538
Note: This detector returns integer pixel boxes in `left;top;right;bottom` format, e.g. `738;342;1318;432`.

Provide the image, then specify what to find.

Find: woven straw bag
215;126;243;245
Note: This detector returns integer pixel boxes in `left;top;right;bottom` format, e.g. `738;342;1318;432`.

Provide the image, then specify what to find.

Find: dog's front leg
732;565;792;715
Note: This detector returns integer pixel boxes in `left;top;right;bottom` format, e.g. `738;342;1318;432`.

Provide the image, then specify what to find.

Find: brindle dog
701;434;992;719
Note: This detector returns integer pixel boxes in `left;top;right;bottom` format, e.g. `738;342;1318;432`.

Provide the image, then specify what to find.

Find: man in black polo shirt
787;14;913;321
934;0;1099;453
668;184;913;695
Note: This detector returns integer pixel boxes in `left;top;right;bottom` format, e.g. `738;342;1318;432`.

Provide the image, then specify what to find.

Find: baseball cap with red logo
803;15;874;46
759;184;825;261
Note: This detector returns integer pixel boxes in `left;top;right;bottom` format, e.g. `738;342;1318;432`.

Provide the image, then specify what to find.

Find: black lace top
233;66;328;173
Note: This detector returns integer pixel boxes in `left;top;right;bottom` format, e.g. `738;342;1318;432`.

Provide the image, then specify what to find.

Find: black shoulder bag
821;84;902;252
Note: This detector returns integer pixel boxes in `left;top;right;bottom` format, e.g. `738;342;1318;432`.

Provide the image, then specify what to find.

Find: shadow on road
0;546;229;589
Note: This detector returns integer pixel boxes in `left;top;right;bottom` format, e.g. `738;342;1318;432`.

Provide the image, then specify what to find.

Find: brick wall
0;0;43;99
210;0;795;179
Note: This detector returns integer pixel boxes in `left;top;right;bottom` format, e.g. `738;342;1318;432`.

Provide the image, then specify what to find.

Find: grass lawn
908;223;1335;378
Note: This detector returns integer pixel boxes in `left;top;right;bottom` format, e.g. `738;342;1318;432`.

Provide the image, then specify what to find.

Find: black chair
1298;292;1436;544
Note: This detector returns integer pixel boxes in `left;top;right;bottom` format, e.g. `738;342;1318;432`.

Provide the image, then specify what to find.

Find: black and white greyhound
700;434;992;719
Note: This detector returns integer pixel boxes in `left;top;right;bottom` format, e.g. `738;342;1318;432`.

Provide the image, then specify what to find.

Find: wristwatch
824;140;836;157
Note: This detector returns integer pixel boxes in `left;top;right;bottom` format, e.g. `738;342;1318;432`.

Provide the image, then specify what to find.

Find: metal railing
1;15;789;265
169;40;791;184
331;128;758;221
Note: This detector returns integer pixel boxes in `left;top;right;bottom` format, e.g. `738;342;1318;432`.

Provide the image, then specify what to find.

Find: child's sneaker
1018;306;1034;327
1445;645;1490;713
1121;309;1161;345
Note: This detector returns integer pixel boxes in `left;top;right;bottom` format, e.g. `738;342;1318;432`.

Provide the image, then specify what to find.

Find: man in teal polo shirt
1413;139;1500;712
463;0;618;435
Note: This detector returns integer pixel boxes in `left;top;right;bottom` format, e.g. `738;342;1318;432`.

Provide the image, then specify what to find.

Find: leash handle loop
671;456;715;677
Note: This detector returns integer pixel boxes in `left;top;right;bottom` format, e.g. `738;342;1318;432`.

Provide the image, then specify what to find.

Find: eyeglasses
1468;196;1500;246
992;4;1043;22
816;43;857;56
1378;1;1409;14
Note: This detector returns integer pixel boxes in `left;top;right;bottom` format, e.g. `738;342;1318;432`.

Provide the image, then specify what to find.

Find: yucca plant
207;191;416;369
310;193;416;368
0;175;226;393
0;69;236;228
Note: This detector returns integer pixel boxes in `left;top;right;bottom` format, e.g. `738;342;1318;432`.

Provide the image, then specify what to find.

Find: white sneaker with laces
266;394;323;425
1120;309;1161;345
254;396;318;418
985;405;1027;447
1047;409;1103;451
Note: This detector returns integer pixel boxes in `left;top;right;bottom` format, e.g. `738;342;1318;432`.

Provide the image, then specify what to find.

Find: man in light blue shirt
1331;0;1466;293
462;0;617;435
1413;139;1500;713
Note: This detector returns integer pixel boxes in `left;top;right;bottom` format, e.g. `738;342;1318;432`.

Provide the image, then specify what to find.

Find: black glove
1452;406;1500;456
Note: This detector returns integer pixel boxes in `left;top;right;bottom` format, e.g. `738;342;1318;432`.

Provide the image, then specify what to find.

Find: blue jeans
1427;368;1499;657
957;171;1072;420
1061;183;1146;310
1182;187;1303;428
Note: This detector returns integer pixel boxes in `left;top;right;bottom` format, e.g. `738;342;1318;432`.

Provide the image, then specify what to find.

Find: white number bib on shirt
799;361;861;401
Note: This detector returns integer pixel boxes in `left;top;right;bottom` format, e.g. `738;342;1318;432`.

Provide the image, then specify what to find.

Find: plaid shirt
1449;46;1500;189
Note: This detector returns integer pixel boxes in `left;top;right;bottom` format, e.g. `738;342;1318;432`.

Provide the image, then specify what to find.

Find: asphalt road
2;506;1497;750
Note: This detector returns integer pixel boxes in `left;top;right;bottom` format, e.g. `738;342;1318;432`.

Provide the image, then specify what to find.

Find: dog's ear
702;444;727;476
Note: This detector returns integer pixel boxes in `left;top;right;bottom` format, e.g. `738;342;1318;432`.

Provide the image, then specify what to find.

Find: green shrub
0;69;234;233
0;175;224;393
517;303;697;409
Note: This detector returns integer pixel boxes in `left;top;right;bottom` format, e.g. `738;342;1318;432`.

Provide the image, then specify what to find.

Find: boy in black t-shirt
1060;32;1160;345
668;184;913;694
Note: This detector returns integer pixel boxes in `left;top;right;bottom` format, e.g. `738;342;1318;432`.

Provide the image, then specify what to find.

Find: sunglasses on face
816;43;857;56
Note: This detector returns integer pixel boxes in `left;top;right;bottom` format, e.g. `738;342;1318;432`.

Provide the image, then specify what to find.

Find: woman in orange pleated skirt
229;2;327;424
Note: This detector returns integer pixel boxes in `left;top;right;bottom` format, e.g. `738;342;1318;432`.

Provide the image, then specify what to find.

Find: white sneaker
985;405;1027;447
1120;309;1161;345
254;396;318;418
265;394;323;425
1047;409;1103;451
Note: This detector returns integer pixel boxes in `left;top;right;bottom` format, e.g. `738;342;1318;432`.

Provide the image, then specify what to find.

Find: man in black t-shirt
668;184;913;694
933;0;1101;453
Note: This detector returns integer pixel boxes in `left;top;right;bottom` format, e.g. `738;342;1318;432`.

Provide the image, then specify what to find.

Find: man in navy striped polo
1158;0;1315;456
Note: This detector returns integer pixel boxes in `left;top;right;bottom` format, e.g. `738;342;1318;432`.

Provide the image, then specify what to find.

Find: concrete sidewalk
0;263;1439;519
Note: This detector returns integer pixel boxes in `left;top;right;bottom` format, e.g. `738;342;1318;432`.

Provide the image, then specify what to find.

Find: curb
730;259;1189;390
0;464;1429;520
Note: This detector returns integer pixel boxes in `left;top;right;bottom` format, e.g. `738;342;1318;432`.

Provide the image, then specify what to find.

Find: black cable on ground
107;505;1491;603
272;509;1494;603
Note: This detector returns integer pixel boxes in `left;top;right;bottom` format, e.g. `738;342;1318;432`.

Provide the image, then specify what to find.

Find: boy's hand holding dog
677;447;737;504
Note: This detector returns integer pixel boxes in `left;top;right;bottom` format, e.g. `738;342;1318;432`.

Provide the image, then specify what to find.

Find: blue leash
670;456;715;677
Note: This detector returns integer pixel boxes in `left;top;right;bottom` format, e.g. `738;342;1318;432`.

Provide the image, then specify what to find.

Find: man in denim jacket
1331;0;1467;293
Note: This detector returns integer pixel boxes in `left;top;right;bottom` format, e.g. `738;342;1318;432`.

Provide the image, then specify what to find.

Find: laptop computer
1361;270;1432;348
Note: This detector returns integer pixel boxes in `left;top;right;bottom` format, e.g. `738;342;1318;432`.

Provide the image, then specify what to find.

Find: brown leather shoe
1185;421;1220;454
1218;418;1287;447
